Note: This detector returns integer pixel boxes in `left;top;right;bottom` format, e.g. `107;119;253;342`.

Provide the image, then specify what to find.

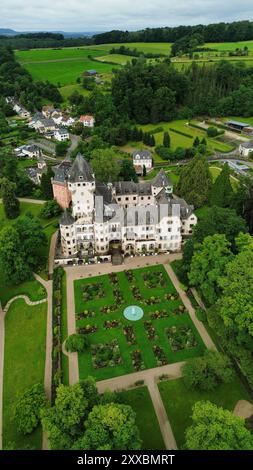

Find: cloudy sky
1;0;253;32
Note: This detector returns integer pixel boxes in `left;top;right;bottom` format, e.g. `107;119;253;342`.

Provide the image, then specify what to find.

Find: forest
93;20;253;44
0;32;92;49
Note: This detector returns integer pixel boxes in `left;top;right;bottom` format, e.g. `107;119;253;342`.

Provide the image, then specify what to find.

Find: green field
74;265;205;381
96;54;135;65
158;377;252;449
3;298;47;449
117;387;165;450
140;119;234;154
15;47;120;86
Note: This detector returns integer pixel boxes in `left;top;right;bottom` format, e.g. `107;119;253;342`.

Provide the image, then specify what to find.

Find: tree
14;384;47;435
119;159;138;182
73;403;142;450
65;334;90;353
193;136;200;147
91;149;120;182
143;165;147;177
80;377;100;413
207;126;219;137
40;200;61;219
185;401;253;450
0;177;20;219
0;225;30;284
40;167;54;200
210;164;233;208
55;141;69;157
216;249;253;343
176;154;212;207
188;234;232;304
193;206;248;248
163;132;170;148
182;351;234;391
14;214;47;271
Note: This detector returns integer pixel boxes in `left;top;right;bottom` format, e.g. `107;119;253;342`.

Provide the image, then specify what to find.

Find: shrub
207;126;219;137
14;383;47;435
182;350;234;391
65;333;90;353
196;308;207;322
40;200;62;219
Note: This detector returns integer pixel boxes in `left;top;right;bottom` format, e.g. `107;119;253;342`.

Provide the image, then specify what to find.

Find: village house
79;115;95;127
54;128;70;141
14;144;41;159
239;140;253;157
132;150;153;175
26;154;47;184
52;153;197;260
42;105;55;118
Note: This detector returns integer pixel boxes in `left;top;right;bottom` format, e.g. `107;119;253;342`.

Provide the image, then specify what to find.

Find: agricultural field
15;47;120;87
3;298;47;449
158;377;252;449
74;265;205;381
96;54;135;65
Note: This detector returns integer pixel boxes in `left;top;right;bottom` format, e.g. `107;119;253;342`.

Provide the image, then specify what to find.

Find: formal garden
74;265;205;381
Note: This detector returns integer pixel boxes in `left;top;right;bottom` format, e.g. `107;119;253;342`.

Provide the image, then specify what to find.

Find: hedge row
169;127;193;139
51;266;64;402
149;126;164;135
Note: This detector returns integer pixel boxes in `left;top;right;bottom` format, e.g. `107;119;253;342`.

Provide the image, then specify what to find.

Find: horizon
1;0;253;33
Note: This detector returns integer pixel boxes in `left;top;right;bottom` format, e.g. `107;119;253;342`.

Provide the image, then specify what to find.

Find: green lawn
61;271;69;386
140;120;234;154
74;265;205;381
158;377;252;449
96;54;135;65
3;299;47;449
117;387;165;450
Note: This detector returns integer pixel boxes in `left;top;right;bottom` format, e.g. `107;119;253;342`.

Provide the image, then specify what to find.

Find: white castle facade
52;154;197;260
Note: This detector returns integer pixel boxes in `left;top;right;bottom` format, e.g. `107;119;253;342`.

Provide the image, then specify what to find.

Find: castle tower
67;153;95;222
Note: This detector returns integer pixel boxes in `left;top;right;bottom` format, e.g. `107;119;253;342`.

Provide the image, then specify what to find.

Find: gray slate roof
60;210;75;226
152;170;172;188
241;140;253;149
68;153;94;183
115;181;152;196
133;150;152;160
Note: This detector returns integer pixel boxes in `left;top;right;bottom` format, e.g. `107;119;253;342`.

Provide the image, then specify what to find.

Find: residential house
79;115;95;127
42;105;55;118
133;150;153;175
54;128;70;141
239;140;253;157
14;144;41;159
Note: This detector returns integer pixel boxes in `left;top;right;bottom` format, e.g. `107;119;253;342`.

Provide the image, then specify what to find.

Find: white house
54;128;70;141
239;140;253;158
133;150;153;175
13;103;30;119
14;144;41;159
52;154;197;260
79;115;95;127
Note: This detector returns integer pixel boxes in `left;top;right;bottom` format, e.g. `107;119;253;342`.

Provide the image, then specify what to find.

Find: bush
196;308;207;322
40;200;62;219
207;126;219;137
65;333;90;353
182;350;234;391
169;127;193;139
14;384;47;435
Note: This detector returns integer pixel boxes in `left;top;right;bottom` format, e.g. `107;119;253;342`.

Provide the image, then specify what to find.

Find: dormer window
79;176;83;181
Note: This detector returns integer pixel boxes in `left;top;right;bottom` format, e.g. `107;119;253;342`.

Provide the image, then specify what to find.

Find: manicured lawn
74;265;205;381
3;299;47;449
158;377;252;449
0;276;46;308
117;387;165;450
140;120;234;153
61;271;69;385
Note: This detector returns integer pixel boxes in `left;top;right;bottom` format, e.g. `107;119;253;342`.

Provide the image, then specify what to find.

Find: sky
1;0;253;32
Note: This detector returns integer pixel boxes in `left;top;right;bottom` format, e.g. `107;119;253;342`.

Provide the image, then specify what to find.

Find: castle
52;154;197;260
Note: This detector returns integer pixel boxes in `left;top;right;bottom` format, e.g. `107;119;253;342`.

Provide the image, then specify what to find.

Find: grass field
140;119;234;154
0;201;58;303
3;298;47;449
117;387;165;450
74;265;205;381
15;47;120;86
61;272;69;386
96;54;135;65
158;377;252;449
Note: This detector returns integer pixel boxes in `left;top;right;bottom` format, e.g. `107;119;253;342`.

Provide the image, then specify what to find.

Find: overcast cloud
1;0;253;32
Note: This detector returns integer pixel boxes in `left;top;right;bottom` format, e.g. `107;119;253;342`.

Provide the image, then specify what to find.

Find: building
26;155;47;184
42;105;55;118
13;103;30;119
226;120;253;134
85;70;97;76
133;150;153;175
79;115;95;127
29;116;56;134
14;144;41;159
52;154;197;260
226;160;250;176
239;140;253;157
54;128;70;141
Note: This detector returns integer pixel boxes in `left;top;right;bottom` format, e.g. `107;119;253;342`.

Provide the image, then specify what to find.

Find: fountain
123;305;144;321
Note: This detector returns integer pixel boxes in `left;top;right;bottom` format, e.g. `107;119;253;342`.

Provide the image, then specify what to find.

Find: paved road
0;197;46;205
68;134;81;156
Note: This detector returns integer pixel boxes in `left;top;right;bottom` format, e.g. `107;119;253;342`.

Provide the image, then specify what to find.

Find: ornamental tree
14;383;47;435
